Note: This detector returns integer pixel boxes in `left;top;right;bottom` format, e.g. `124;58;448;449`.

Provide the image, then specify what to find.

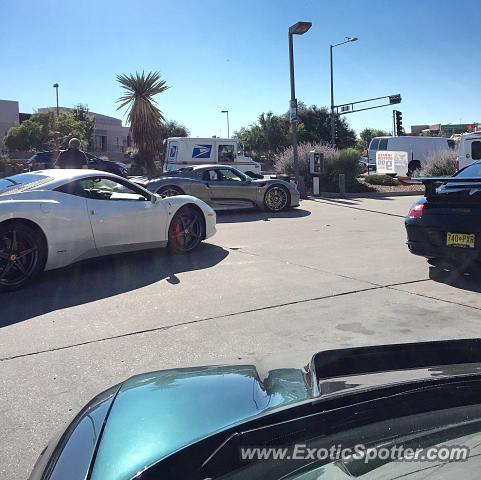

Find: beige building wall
0;100;20;141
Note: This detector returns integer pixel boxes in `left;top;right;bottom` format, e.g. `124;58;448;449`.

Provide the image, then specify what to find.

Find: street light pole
329;37;358;147
330;45;335;147
221;110;230;138
53;83;59;116
288;21;311;186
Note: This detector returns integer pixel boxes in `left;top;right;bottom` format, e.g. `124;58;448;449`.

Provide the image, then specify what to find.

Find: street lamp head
345;36;358;42
221;110;228;113
53;83;59;88
289;21;312;35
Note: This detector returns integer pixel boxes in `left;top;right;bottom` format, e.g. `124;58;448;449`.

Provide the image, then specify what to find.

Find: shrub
273;141;337;179
420;150;458;177
364;174;399;186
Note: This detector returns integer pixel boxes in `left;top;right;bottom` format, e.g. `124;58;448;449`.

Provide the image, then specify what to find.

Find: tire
158;185;184;197
168;206;205;253
0;221;47;291
407;161;421;177
263;185;290;212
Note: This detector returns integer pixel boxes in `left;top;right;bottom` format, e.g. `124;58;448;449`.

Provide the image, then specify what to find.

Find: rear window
454;162;481;178
0;173;52;195
369;138;380;150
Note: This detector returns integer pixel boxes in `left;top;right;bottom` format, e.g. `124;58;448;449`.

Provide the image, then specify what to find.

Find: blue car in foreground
27;151;129;177
29;339;481;480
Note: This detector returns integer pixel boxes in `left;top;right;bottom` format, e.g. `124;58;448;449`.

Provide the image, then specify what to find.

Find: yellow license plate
446;232;475;248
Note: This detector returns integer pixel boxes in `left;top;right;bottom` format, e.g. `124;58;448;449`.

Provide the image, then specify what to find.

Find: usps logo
169;145;177;159
192;144;212;159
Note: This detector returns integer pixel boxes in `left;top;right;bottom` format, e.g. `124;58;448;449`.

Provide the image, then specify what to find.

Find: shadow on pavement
429;266;481;293
0;243;228;328
217;208;311;223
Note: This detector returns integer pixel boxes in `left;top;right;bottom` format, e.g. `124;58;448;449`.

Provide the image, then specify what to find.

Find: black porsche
405;161;481;269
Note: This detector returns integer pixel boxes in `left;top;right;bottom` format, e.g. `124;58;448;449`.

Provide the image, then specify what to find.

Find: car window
77;177;150;201
378;138;388;150
472;141;481;161
448;139;456;150
202;169;219;181
369;138;380;150
218;144;235;162
216;168;244;181
454;162;481;178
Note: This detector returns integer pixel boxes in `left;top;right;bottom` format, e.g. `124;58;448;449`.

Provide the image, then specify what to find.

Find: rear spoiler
310;338;481;383
403;177;481;195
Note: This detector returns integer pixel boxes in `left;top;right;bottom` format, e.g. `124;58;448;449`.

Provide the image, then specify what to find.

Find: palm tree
117;71;169;173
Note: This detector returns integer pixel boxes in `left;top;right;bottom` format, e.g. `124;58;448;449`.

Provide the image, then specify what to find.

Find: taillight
407;200;426;218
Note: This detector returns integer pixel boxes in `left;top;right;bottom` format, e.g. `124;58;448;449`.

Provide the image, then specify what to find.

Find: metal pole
330;45;336;147
288;33;299;185
55;86;59;116
226;111;230;138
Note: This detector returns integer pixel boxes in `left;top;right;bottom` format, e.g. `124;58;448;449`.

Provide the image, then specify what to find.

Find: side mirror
151;194;159;204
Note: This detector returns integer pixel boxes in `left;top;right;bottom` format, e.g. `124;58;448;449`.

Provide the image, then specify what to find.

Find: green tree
72;104;95;147
2;110;92;152
159;120;189;144
234;104;356;167
356;128;390;154
117;71;169;173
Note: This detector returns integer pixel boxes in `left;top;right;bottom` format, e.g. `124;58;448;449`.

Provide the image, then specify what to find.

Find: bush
364;174;399;186
420;150;458;177
273;141;337;179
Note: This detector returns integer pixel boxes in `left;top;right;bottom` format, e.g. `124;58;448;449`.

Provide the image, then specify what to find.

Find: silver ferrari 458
134;165;300;212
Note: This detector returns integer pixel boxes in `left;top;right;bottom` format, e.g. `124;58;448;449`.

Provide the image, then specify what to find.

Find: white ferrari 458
0;169;216;291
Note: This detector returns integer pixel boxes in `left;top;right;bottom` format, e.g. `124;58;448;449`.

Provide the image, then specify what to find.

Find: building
0;99;20;141
411;123;479;136
38;107;132;154
0;99;132;156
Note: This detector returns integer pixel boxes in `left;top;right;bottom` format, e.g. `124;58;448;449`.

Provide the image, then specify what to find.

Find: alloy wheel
0;229;39;287
265;186;289;212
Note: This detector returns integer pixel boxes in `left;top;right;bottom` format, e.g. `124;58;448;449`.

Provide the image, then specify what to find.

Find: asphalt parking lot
2;195;481;479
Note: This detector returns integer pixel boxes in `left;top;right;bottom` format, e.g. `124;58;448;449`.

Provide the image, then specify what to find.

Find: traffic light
395;110;403;136
389;94;401;104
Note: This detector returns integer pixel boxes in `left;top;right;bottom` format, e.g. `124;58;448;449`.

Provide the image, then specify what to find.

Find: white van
457;132;481;169
369;136;456;175
164;137;262;177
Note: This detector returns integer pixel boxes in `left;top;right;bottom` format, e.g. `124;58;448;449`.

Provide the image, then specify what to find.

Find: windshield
3;3;481;480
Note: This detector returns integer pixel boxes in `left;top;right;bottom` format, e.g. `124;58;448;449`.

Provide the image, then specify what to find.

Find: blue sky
1;0;479;137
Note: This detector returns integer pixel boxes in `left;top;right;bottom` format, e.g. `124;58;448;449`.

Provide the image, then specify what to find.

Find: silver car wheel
264;186;289;212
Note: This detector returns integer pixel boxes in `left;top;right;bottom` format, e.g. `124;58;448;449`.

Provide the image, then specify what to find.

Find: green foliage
356;128;390;154
364;174;399;186
2;110;94;152
325;148;366;191
117;71;169;173
420;150;458;177
160;120;190;143
72;104;95;145
235;104;356;167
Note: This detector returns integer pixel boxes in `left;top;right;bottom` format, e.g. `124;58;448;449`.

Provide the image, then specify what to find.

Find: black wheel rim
265;186;288;211
171;211;203;251
0;230;39;287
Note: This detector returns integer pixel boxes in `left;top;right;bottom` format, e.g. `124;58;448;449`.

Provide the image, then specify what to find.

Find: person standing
55;138;87;169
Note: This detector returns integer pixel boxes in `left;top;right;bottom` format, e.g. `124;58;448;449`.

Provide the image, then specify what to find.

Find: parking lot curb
311;190;424;199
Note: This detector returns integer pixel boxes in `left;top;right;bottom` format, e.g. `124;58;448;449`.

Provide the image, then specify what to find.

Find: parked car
359;156;376;173
405;160;481;269
0;169;216;291
134;164;300;212
27;151;128;177
29;338;481;479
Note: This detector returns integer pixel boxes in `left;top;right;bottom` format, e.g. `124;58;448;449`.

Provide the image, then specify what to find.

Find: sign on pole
376;151;408;175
